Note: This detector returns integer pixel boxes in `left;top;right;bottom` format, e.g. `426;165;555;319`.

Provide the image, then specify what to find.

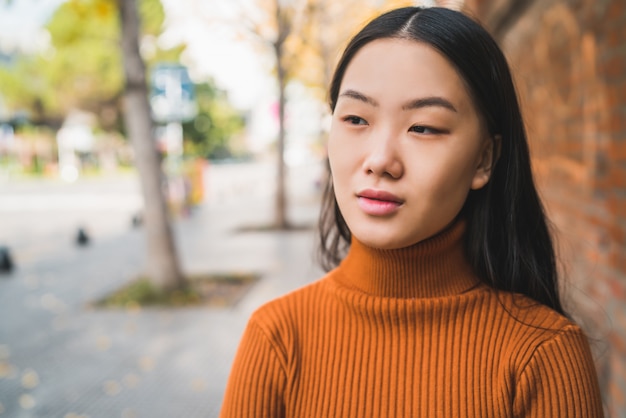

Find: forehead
340;38;473;111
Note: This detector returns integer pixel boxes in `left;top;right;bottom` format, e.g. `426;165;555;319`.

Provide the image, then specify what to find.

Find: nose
361;131;404;179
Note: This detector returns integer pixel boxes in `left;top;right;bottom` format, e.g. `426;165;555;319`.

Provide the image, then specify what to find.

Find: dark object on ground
0;246;14;274
76;228;90;246
131;213;143;228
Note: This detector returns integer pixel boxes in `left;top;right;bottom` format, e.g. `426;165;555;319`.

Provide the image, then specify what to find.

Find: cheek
431;165;477;211
417;152;476;199
327;134;356;210
327;128;352;180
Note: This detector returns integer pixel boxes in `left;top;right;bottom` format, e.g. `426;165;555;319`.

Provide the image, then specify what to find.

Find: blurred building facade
464;0;625;415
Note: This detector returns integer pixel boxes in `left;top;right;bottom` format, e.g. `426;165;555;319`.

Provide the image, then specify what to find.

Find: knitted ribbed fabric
220;221;604;417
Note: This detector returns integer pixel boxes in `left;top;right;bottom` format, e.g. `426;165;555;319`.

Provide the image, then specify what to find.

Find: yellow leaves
67;0;85;16
95;0;115;19
283;0;425;93
68;0;114;21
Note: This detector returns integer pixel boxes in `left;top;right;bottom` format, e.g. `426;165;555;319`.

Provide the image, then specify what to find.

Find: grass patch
235;222;315;233
95;272;260;309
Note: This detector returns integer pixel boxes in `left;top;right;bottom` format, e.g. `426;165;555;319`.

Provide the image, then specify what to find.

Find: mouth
356;189;403;216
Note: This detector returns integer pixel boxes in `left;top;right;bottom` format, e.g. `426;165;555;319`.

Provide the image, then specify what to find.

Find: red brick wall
467;0;626;415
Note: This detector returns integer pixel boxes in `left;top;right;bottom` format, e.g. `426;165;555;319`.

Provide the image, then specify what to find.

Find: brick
609;141;626;162
607;165;626;189
603;55;626;80
477;0;626;412
606;28;622;48
606;1;625;22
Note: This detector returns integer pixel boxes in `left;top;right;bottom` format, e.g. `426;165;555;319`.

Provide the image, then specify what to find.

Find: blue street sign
150;64;198;123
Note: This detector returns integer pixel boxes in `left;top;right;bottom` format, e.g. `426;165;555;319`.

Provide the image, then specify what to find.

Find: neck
336;220;480;299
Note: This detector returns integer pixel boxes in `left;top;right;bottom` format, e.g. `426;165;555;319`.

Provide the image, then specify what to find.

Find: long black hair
318;6;566;315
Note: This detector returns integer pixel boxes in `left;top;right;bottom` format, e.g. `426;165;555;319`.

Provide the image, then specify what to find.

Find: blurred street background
0;0;625;417
0;161;324;418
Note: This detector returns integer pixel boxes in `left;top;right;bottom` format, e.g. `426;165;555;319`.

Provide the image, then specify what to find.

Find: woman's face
328;38;495;250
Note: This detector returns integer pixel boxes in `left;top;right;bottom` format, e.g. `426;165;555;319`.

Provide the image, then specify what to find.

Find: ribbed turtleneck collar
334;219;481;299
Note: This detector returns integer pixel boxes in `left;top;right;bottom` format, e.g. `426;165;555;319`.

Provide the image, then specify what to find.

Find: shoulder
484;289;594;373
490;289;573;331
247;274;332;336
240;275;336;363
501;294;603;416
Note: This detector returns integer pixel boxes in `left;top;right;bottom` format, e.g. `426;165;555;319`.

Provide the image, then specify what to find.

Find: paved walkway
0;162;325;417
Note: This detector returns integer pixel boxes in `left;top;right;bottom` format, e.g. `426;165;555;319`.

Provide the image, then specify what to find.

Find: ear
471;134;501;190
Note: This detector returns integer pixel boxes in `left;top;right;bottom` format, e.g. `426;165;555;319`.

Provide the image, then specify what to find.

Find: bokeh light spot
21;368;40;389
138;356;155;372
103;380;121;396
19;394;36;410
96;335;112;351
121;408;138;418
191;378;207;392
122;373;140;389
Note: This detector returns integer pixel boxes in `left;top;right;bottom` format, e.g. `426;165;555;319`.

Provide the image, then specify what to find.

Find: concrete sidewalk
0;162;325;418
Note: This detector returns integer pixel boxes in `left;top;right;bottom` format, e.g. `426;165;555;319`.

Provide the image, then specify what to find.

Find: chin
353;232;415;250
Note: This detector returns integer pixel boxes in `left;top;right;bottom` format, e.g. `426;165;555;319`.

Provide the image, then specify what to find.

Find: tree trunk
118;0;185;290
275;44;289;229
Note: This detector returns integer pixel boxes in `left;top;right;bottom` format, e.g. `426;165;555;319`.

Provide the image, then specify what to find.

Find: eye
342;115;368;126
409;125;441;134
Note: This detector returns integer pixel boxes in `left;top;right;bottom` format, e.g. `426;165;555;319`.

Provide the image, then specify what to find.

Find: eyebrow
402;96;457;113
339;89;458;113
339;89;379;106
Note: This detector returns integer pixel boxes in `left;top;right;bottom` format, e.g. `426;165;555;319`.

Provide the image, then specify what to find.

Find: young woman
220;6;604;417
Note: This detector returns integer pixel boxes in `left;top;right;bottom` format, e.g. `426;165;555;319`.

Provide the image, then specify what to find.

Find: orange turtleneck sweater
219;221;604;417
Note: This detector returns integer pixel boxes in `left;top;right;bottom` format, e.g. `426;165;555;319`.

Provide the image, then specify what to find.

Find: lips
356;189;403;216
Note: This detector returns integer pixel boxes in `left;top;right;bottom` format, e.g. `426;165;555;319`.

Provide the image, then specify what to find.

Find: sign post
149;64;197;214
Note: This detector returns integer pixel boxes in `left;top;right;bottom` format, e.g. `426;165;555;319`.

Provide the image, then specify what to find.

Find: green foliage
181;82;245;159
138;0;165;36
0;0;180;121
97;278;202;308
44;0;123;114
96;273;259;308
0;0;244;158
0;57;48;112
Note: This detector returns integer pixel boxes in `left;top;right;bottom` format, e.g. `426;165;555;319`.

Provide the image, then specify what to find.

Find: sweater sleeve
512;325;604;418
219;318;287;418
